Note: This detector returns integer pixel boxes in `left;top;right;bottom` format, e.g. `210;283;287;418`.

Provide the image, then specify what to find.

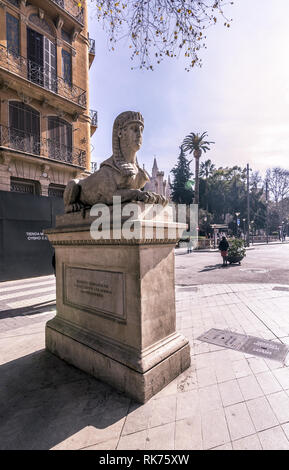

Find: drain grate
273;286;289;292
197;328;289;363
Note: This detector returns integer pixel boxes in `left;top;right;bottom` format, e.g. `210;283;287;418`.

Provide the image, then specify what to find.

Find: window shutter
27;27;44;86
6;14;20;56
62;49;72;86
44;37;57;92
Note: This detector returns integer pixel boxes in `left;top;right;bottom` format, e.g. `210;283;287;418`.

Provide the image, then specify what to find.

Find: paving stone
273;367;289;390
148;395;177;428
145;423;175;450
267;391;289;424
255;370;283;395
117;430;147;450
258;426;289;450
237;375;263;400
175;415;202;450
225;403;255;441
202;409;230;449
176;390;200;421
246;397;278;431
199;384;223;413
232;434;262;450
219;380;243;407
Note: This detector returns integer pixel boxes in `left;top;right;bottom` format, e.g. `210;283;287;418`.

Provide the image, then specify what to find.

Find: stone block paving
1;277;289;450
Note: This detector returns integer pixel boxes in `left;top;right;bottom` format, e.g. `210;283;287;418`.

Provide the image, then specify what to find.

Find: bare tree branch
89;0;234;70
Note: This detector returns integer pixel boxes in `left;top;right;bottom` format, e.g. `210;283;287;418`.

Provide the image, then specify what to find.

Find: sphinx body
64;111;168;212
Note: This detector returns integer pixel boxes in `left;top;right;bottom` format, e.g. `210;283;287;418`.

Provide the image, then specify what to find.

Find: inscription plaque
64;265;125;321
198;328;289;363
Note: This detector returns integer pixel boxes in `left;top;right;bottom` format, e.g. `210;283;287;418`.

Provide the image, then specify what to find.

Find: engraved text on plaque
64;266;125;321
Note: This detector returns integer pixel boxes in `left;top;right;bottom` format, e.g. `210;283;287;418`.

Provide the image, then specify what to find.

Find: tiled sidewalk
1;279;289;450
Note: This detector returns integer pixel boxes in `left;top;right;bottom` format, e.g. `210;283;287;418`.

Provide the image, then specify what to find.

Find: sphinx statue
64;111;168;212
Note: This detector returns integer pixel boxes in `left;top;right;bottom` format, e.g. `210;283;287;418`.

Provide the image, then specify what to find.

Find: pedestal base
45;206;191;403
46;318;190;403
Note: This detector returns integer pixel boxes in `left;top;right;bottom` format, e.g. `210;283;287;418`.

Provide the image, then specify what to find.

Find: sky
87;0;289;181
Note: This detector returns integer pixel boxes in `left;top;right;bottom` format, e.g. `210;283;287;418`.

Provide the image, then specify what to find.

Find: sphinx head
112;111;144;168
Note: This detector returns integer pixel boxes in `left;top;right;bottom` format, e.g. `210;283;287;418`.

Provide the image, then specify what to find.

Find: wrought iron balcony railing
88;38;95;55
51;0;84;25
0;45;86;108
90;109;98;127
0;124;86;167
90;161;98;173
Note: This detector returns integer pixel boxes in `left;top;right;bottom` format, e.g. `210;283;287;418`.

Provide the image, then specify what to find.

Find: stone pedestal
45;204;190;403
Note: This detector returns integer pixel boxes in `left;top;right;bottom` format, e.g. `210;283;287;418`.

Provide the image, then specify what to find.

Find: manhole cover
197;329;248;350
197;328;289;363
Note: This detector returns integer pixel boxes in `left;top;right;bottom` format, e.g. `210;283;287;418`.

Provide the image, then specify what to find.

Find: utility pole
265;179;269;244
247;164;250;246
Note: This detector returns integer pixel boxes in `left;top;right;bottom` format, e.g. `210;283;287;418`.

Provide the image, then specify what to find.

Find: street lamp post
251;221;254;245
242;218;246;241
235;212;240;237
204;216;207;237
265;179;269;244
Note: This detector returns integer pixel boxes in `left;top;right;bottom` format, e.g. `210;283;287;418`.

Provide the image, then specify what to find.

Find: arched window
27;15;57;93
47;117;72;163
9;101;40;155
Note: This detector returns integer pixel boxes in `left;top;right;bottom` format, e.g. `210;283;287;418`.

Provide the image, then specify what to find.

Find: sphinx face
120;122;144;153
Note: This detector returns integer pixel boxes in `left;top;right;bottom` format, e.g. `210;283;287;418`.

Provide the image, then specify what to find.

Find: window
27;27;44;86
47;117;72;163
44;37;57;92
9;101;40;155
11;177;40;195
6;13;20;56
61;29;72;44
48;184;65;198
62;49;72;86
27;26;57;92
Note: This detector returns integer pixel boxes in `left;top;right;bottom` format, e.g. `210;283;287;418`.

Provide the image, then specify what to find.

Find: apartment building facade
0;0;97;198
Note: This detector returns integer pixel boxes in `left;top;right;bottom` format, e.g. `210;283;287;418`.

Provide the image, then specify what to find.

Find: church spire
152;156;159;177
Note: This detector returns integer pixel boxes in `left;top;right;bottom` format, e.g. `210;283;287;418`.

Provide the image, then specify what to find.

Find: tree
90;0;234;71
182;131;214;205
266;167;289;221
199;159;216;179
200;159;216;211
170;146;194;204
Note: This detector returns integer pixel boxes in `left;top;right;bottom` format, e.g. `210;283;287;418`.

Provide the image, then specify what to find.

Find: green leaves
170;146;194;204
182;131;215;154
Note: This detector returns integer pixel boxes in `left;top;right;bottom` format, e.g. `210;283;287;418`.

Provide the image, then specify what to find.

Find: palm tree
182;132;214;205
200;159;216;211
200;159;216;179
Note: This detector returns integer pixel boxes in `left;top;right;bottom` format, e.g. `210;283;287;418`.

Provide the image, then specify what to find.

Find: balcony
89;38;95;55
0;45;86;109
90;161;98;173
88;37;95;68
0;124;86;168
50;0;84;26
90;109;98;127
90;109;98;136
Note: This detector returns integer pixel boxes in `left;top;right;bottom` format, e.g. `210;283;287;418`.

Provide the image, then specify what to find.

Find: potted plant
227;239;246;265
